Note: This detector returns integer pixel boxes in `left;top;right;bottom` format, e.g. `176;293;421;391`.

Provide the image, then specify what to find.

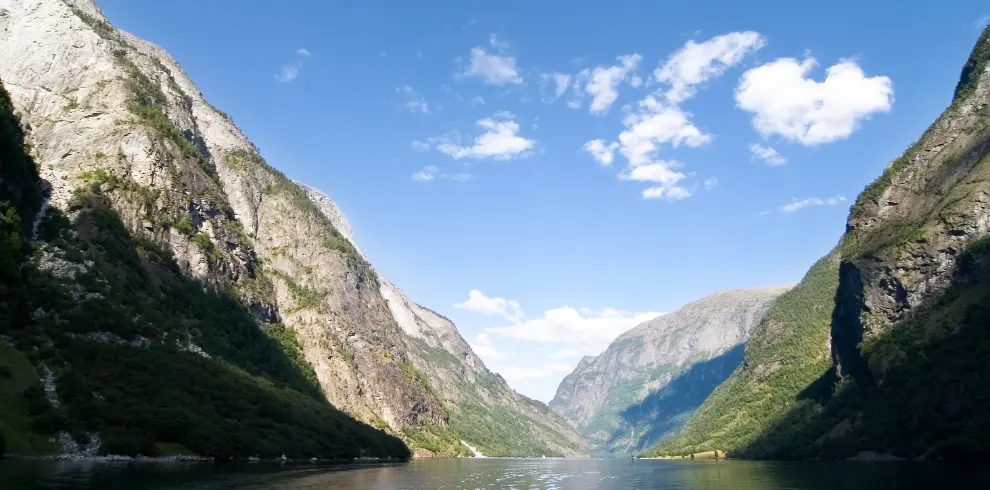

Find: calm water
0;458;984;489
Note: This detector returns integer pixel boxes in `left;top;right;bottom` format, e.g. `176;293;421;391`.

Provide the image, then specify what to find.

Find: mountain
550;288;788;456
0;0;584;459
645;25;990;461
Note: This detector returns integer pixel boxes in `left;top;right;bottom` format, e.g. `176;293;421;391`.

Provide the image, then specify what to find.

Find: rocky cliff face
646;26;990;461
550;287;788;456
0;0;583;458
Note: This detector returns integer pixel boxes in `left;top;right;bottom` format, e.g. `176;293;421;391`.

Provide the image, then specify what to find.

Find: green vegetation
643;253;839;458
71;9;114;40
446;371;570;458
402;424;466;457
172;216;194;235
728;236;990;460
189;231;214;252
954;23;990;104
226;149;376;285
0;340;56;455
266;269;323;311
0;78;408;460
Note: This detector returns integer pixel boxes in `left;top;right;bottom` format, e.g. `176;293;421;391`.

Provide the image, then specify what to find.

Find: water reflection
0;457;985;489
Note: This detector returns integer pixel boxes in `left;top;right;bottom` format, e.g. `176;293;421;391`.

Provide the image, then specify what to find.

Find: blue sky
98;0;989;402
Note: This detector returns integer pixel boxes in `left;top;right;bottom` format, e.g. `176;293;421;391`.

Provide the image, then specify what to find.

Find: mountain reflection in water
0;458;985;489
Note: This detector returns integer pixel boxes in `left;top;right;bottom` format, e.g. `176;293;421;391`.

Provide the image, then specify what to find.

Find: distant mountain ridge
550;287;789;456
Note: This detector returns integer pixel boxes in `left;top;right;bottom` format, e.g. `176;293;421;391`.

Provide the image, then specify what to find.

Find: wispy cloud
455;289;524;323
275;48;311;82
584;54;642;115
653;31;765;103
410;165;472;183
580;32;764;201
780;196;847;213
704;177;719;190
461;34;523;85
412;165;439;182
396;85;431;114
428;112;535;160
749;143;787;166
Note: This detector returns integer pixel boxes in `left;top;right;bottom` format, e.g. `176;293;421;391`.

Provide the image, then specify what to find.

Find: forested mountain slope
0;0;583;458
645;25;990;461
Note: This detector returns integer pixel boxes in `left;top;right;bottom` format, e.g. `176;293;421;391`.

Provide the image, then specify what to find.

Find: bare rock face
549;287;788;455
0;0;583;457
832;29;990;387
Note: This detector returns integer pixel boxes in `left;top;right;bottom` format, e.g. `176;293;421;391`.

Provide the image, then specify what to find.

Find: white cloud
411;140;431;152
642;185;691;200
580;33;766;200
471;96;486;106
584;54;642;115
618;97;711;166
462;38;523;85
496;363;573;381
488;306;661;353
552;72;571;98
275;49;312;82
410;165;471;183
566;99;582;109
432;115;535;160
443;172;472;182
411;165;438;182
704;177;719;190
583;139;619;166
735;57;893;145
275;65;301;83
654;31;765;104
396;85;430;114
540;72;572;101
749;143;786;166
489;33;510;50
470;333;505;362
455;289;524;323
976;15;990;29
780;196;847;213
584;95;710;201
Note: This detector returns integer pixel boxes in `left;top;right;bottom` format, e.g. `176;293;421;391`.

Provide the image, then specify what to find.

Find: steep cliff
645;25;990;461
0;0;583;458
549;288;788;456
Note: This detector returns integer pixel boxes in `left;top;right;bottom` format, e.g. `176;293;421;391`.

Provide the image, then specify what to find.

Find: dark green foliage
71;9;114;40
172;216;194;235
0;77;408;460
643;253;839;458
227;150;376;286
0;78;42;236
266;270;323;310
59;341;408;459
954;24;990;104
733;236;990;461
110;50;217;179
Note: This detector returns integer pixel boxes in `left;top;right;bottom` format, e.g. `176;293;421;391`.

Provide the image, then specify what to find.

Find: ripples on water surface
1;458;985;489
